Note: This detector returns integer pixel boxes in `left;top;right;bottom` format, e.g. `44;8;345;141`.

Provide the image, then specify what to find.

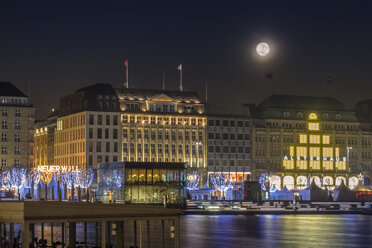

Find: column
69;222;76;248
146;220;150;248
174;217;180;248
101;220;106;248
10;223;14;248
161;219;165;248
116;221;125;248
22;222;30;248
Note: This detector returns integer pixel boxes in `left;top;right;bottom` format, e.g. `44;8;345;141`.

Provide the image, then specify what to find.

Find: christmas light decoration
76;168;95;189
102;169;124;190
210;173;233;192
186;171;200;190
3;167;28;191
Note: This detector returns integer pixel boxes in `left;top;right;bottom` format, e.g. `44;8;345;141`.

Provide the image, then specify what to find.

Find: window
322;135;330;144
97;128;102;138
2;120;7;129
106;142;110;152
215;120;221;126
15;133;20;142
1;159;6;168
114;142;118;153
2;109;7;116
335;114;342;120
106;115;110;125
299;134;307;144
323;147;333;157
15;109;20;117
105;155;109;162
96;142;102;152
89;128;93;138
137;143;142;153
97;115;102;125
89;115;94;125
309;135;320;144
14;146;20;154
208;120;214;126
14;159;20;166
105;129;109;139
1;133;6;141
113;115;118;125
113;129;118;139
89;141;93;152
230;120;235;127
282;112;290;118
308;122;319;131
1;146;7;154
223;120;229;126
296;147;307;157
15;120;21;129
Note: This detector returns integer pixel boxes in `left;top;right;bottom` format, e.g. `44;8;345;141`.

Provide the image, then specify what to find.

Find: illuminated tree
3;167;28;200
75;168;95;201
102;169;124;190
186;171;200;190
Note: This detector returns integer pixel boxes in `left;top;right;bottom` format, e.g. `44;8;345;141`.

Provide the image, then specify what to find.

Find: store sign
37;165;77;173
283;156;346;162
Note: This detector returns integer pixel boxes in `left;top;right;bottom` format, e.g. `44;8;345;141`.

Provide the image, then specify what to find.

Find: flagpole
179;64;183;91
125;61;129;88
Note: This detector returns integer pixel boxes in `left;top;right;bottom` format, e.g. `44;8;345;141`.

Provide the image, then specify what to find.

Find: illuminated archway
310;176;321;186
323;176;333;186
283;176;294;190
335;176;346;186
296;176;308;189
348;176;358;189
269;175;281;190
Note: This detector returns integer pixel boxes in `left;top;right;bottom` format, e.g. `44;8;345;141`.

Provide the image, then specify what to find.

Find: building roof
0;82;27;97
205;104;251;118
258;94;346;111
76;83;117;95
115;88;202;104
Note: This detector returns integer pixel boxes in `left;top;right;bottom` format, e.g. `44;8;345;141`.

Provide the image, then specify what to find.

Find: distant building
252;95;367;190
0;82;34;170
115;88;207;184
205;104;252;183
34;110;58;166
54;83;122;170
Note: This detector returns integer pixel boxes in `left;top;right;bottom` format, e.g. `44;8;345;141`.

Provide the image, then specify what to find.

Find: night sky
1;1;372;119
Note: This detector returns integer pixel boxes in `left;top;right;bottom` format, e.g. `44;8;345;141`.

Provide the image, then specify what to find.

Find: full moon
256;42;270;56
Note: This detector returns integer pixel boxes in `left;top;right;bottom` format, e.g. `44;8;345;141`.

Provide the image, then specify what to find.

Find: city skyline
2;1;372;118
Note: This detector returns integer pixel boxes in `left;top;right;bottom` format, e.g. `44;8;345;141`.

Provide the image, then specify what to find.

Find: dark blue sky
1;1;372;118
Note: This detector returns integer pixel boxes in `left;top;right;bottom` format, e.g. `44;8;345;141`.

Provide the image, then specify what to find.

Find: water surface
180;215;372;248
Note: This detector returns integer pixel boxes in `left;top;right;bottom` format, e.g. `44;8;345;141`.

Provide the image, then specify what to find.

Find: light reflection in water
181;215;372;248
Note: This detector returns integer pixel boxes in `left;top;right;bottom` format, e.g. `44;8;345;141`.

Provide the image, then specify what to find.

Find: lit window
309;113;318;120
283;160;294;170
323;147;333;157
299;134;307;144
289;146;294;156
309;147;320;157
323;161;333;170
309;135;320;144
310;160;320;170
335;147;340;157
336;161;346;170
308;122;320;131
296;146;307;157
296;160;307;170
322;135;330;144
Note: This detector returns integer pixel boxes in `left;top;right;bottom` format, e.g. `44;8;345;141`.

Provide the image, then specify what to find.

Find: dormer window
297;112;303;119
335;114;342;120
282;112;290;118
322;113;329;119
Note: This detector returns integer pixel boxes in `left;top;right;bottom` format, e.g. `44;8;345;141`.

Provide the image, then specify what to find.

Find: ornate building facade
0;82;34;170
252;95;371;189
115;88;207;183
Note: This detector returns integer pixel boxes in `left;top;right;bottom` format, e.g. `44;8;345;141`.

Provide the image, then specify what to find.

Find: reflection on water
181;215;372;248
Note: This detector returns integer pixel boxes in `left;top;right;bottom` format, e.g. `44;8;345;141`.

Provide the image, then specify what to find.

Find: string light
186;171;200;190
102;169;124;190
210;173;233;192
76;168;95;189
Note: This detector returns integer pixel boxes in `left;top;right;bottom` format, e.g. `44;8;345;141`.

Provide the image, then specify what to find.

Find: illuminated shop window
308;122;320;131
310;160;320;170
309;147;320;157
323;161;333;170
289;146;294;156
322;135;330;144
309;135;320;144
296;146;307;157
299;134;307;144
323;147;333;157
296;160;307;170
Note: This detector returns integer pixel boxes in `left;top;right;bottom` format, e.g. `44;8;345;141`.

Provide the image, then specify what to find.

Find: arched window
282;112;290;118
335;114;342;120
297;112;303;119
322;113;329;119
